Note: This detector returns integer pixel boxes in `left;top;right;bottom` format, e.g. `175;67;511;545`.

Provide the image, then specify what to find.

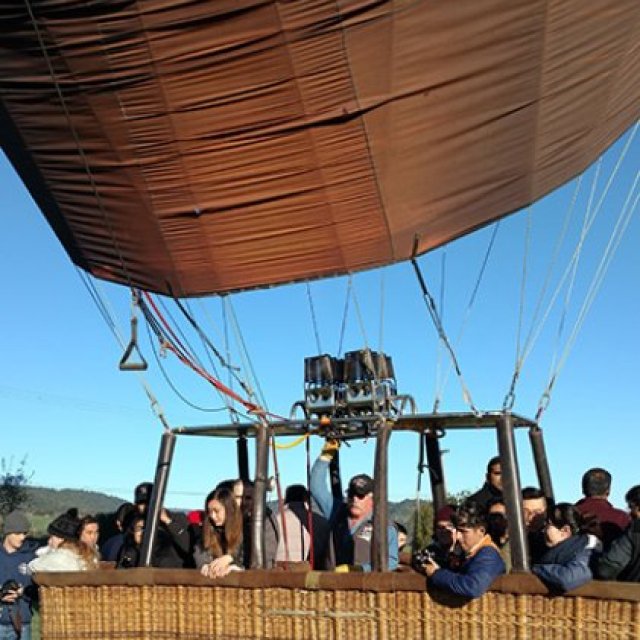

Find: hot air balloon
1;1;639;638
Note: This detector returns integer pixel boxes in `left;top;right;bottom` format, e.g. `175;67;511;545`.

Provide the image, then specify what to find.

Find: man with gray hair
0;511;38;640
311;440;398;572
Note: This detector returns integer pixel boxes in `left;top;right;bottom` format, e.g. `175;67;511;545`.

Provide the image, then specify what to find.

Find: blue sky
1;124;638;514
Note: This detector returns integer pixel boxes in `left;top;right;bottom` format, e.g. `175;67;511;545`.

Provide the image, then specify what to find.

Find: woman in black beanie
29;509;99;572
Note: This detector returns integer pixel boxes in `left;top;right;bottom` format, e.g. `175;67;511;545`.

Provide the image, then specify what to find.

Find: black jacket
467;483;502;511
597;519;640;582
152;512;193;568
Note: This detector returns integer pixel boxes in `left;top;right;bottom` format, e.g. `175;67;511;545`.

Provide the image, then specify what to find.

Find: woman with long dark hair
194;488;244;578
116;512;146;569
532;503;601;592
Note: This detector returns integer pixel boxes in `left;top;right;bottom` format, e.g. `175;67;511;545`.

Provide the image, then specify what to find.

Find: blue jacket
100;532;124;562
430;538;505;598
532;534;598;592
0;539;39;627
310;458;398;571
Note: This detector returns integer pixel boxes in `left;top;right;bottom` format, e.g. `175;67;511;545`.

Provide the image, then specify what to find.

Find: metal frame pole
372;420;392;572
425;431;447;516
237;434;249;481
329;449;343;502
529;426;554;506
251;419;269;569
140;431;176;567
496;412;529;572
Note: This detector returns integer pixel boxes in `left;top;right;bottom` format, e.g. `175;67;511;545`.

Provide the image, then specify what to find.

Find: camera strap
9;607;22;639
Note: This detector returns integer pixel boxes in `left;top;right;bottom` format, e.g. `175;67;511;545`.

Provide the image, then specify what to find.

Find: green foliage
411;502;435;550
25;486;125;516
447;490;472;506
0;456;33;515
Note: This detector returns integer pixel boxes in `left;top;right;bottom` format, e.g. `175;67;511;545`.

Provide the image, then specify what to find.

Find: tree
0;456;33;515
412;501;434;550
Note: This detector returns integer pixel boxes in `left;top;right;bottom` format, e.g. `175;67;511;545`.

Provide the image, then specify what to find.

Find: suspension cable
306;282;323;355
221;298;239;423
434;222;500;410
24;0;136;290
546;163;601;383
350;277;370;349
502;207;532;410
536;170;640;420
144;319;230;414
516;124;638;377
226;298;268;412
337;276;352;356
411;243;480;415
517;176;583;371
74;269;171;430
172;296;244;387
433;248;447;412
140;293;275;417
182;298;238;419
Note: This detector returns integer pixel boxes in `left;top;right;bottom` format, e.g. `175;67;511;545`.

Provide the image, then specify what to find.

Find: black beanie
47;509;81;541
134;482;153;505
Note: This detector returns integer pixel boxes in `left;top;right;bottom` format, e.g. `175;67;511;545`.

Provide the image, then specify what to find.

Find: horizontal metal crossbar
172;411;537;439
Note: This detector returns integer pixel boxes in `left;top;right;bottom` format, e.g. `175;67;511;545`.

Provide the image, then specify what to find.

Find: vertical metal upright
425;431;447;515
237;432;249;481
529;425;554;505
140;430;176;567
251;419;269;569
496;412;529;571
372;420;391;572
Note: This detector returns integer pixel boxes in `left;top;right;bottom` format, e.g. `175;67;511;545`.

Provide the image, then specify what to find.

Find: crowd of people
1;445;638;639
419;459;639;597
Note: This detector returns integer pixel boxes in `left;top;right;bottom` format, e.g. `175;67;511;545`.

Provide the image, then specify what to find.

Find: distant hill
25;486;126;516
23;487;430;539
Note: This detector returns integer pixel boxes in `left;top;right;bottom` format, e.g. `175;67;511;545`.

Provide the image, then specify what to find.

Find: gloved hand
335;564;363;573
320;438;340;462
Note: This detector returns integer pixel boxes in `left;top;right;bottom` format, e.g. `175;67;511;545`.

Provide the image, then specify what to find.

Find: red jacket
575;497;630;548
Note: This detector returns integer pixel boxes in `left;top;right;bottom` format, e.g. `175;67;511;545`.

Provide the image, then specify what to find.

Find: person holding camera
422;503;505;599
0;511;38;640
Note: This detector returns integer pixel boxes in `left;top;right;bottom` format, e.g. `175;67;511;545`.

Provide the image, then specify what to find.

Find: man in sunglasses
310;440;398;572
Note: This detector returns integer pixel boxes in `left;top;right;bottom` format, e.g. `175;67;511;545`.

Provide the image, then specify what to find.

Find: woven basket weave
36;570;640;640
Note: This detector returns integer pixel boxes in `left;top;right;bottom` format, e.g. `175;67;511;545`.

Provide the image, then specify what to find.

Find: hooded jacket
0;538;38;627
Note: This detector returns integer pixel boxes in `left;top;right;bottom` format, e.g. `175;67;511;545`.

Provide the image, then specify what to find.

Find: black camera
411;548;435;570
0;580;20;599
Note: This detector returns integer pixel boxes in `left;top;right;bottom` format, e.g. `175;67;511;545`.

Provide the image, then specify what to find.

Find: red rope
162;341;260;413
140;290;291;421
141;291;192;359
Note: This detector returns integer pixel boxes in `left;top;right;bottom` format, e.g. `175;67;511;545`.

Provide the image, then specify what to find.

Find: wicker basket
35;569;640;640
